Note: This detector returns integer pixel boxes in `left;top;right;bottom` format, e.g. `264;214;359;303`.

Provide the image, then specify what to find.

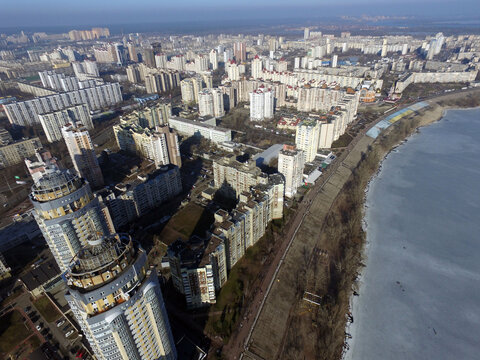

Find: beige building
30;166;112;271
181;77;203;104
113;123;181;168
0;137;41;168
120;103;172;129
65;234;177;360
211;176;283;270
213;155;267;196
62;123;104;189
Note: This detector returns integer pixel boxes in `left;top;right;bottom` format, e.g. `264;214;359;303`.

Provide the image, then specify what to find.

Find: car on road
56;319;65;327
65;330;75;338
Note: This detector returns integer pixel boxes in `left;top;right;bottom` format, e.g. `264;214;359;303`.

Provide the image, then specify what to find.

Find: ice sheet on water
345;108;480;360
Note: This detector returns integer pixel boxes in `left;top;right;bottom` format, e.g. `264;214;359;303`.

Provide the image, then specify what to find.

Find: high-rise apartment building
381;39;388;57
98;165;182;228
212;175;284;269
226;60;240;81
69;28;109;41
278;145;305;198
249;87;275;121
251;56;263;79
72;60;100;79
213;155;267;196
332;54;338;68
38;104;93;143
120;103;172;129
209;49;218;70
181;77;203;104
144;70;180;94
4;83;122;126
198;88;224;118
234;42;246;63
127;65;142;83
304;27;310;40
113;123;181;168
295;120;320;163
127;42;138;62
142;47;156;68
167;237;227;309
65;233;177;360
62;123;104;188
0;128;13;146
30;166;111;271
155;54;167;69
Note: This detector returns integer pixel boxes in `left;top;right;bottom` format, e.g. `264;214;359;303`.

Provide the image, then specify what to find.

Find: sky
1;0;480;29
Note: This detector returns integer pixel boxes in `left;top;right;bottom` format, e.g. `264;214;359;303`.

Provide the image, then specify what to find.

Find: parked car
65;330;75;338
56;319;65;327
36;324;42;331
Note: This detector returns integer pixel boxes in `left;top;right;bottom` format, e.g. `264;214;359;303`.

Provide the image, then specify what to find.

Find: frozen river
345;108;480;360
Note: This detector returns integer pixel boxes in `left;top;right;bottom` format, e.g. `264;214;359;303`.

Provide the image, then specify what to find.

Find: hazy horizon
1;0;480;29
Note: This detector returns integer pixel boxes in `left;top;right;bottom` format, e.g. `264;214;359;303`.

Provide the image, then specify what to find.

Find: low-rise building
19;258;61;298
168;116;232;143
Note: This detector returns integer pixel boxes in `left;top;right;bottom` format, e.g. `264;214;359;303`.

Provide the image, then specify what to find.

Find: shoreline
341;98;480;359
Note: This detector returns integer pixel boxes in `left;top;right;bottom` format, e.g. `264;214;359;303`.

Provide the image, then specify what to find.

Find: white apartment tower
332;54;338;68
226;60;240;81
198;88;224;118
181;77;203;104
62;123;104;188
38;104;93;143
249;87;275;121
209;49;218;70
295;120;320;163
251;55;263;79
304;27;310;40
278;145;305;198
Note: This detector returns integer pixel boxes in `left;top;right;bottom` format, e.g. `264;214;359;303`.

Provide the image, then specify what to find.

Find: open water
345;108;480;360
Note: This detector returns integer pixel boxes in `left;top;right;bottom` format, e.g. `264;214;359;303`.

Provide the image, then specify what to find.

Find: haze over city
2;0;480;28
